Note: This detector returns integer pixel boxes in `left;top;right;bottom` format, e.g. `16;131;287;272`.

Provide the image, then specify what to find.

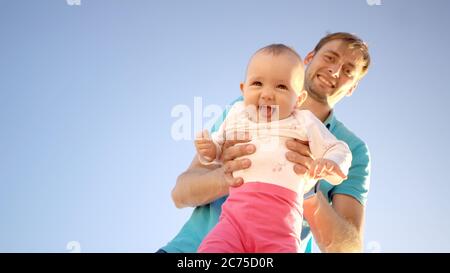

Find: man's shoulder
328;118;371;206
211;97;244;133
331;119;370;161
295;109;322;123
230;96;244;106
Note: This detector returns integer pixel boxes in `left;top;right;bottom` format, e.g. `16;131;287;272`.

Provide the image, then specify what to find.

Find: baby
195;44;352;253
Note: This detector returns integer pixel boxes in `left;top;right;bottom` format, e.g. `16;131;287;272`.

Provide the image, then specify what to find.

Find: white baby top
199;101;352;195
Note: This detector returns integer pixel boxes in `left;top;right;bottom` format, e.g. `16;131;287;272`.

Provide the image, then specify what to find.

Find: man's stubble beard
304;77;329;105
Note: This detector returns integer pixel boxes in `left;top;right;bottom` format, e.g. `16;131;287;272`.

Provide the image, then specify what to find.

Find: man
162;32;371;253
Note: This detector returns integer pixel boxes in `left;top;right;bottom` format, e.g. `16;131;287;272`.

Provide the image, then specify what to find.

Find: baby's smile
258;104;276;120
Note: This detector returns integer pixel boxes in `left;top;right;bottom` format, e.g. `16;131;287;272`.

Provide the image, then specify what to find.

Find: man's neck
298;97;332;122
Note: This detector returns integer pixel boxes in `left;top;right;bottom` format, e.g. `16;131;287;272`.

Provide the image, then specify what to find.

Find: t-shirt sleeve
200;101;244;164
200;97;244;163
210;101;245;145
301;110;352;185
329;142;371;206
210;97;244;133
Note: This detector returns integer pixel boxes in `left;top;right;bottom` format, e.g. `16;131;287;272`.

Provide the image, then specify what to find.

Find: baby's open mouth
258;105;276;120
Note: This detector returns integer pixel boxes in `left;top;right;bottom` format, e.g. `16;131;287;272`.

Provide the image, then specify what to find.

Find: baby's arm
194;101;246;165
195;130;220;164
309;158;347;184
300;111;352;185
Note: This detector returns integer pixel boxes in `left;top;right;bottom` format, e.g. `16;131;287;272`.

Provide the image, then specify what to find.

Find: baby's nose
260;89;275;103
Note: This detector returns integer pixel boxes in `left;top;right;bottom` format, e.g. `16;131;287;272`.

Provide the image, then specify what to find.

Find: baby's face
241;52;305;122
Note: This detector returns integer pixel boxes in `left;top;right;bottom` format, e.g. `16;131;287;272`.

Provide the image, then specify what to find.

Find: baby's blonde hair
253;43;302;63
246;44;304;94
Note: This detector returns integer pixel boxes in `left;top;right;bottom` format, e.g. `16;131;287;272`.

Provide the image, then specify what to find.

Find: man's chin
306;87;328;104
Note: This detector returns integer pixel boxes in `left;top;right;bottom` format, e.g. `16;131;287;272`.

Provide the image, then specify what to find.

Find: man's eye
324;55;333;61
251;81;262;86
277;84;288;90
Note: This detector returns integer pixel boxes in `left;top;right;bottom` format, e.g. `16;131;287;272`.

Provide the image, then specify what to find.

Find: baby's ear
240;82;245;93
296;90;308;107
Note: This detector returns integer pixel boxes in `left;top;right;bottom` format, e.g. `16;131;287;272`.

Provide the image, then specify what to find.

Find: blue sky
1;0;449;252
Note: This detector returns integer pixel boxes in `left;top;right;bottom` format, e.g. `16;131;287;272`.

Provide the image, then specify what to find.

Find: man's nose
328;63;343;78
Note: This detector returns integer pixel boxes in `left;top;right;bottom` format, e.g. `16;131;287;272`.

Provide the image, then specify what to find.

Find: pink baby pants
198;182;302;253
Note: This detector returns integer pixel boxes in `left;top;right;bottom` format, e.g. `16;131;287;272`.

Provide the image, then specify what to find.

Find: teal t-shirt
162;96;371;253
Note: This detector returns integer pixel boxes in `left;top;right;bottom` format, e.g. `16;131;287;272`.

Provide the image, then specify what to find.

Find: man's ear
346;82;358;97
240;82;245;93
304;51;315;65
296;90;308;107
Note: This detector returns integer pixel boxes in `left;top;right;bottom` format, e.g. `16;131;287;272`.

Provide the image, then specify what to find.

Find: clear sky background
1;0;449;253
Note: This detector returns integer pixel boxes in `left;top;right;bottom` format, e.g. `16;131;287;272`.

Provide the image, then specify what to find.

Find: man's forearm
303;192;363;252
171;160;229;208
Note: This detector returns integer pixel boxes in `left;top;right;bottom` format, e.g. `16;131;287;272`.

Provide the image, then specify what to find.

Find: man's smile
317;74;336;89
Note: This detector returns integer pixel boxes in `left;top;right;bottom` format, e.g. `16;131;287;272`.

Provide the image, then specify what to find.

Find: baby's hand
309;158;347;185
195;130;217;162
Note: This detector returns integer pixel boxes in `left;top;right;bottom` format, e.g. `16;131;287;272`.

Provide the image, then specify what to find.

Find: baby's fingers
332;166;348;179
315;163;326;179
195;129;211;140
309;163;318;178
196;143;214;149
324;161;335;172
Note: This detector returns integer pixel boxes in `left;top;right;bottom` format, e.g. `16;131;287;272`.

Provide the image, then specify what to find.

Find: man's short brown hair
314;32;371;79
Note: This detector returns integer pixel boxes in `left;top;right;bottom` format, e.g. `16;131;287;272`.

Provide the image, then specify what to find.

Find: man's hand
220;132;255;188
285;139;316;193
194;130;217;162
285;139;314;175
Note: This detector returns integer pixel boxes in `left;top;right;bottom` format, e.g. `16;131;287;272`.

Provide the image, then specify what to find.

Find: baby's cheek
279;100;297;119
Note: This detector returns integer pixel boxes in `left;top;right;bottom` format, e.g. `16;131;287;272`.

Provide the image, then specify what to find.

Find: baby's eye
277;84;288;90
251;81;262;86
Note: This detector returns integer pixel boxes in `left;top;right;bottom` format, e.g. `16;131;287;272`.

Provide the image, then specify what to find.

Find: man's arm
171;156;227;208
171;140;255;208
286;138;365;252
303;193;365;252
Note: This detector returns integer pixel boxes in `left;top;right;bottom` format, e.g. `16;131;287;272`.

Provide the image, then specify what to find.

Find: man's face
240;52;304;122
304;39;365;106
